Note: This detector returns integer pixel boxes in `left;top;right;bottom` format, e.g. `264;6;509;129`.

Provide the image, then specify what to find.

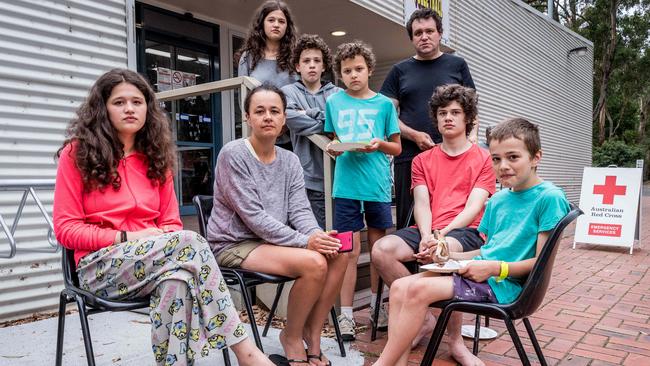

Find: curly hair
428;84;478;136
238;0;296;74
488;117;541;157
57;68;175;192
406;8;443;40
333;40;376;78
291;34;333;74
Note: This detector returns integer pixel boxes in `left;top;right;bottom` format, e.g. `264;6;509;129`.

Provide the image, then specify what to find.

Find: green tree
525;0;649;175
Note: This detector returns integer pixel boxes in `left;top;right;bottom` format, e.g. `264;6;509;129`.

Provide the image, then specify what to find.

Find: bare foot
279;329;309;365
231;338;275;366
449;339;485;366
411;312;436;349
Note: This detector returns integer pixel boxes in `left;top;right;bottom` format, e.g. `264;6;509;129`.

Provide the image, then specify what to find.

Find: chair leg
330;307;346;357
55;292;69;366
263;283;285;337
74;296;96;366
222;348;231;366
503;317;530;366
370;277;384;341
523;318;547;366
236;276;263;351
420;307;454;366
472;315;481;355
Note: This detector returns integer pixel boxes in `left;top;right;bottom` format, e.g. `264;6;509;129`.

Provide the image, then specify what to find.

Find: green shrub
592;139;644;167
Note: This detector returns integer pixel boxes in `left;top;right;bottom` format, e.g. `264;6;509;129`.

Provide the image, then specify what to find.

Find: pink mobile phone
332;231;353;253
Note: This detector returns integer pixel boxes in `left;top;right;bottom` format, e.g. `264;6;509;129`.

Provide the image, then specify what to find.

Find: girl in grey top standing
238;0;297;149
207;84;348;366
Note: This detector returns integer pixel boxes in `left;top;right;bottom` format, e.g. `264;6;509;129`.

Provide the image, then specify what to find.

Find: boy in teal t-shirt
373;118;569;366
325;41;401;340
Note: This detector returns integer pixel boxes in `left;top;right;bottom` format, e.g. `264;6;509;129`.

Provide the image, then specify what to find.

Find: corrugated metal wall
0;0;128;322
350;0;404;25
449;0;592;201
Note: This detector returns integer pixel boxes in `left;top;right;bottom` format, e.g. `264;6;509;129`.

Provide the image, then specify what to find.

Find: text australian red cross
592;175;626;205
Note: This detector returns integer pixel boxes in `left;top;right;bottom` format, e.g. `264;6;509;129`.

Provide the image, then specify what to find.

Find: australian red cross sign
574;167;642;253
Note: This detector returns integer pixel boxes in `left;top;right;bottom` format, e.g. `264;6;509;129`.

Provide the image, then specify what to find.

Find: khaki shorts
216;240;263;267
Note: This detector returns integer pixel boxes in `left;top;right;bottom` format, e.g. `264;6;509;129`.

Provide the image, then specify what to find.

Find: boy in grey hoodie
281;34;341;229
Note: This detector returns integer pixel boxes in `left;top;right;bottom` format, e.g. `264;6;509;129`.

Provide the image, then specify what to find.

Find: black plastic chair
193;195;346;358
55;246;151;366
419;204;583;366
372;204;493;345
55;246;231;365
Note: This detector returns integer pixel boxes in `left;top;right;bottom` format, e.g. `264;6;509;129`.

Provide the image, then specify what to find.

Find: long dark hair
239;0;296;73
57;68;175;192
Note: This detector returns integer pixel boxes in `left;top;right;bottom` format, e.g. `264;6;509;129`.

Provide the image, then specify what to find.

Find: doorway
136;4;220;214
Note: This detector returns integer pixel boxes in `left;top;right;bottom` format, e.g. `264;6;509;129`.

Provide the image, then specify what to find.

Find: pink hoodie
53;143;182;264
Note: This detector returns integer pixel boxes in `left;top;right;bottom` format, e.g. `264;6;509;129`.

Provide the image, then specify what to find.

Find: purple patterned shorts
452;273;497;303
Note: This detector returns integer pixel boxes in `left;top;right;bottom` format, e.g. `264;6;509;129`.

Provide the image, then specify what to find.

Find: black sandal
306;351;332;366
269;354;310;366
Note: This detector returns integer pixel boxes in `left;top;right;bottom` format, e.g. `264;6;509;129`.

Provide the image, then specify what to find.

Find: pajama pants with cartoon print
76;230;246;366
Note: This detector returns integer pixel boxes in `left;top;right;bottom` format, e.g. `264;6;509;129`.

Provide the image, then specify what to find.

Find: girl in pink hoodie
53;68;272;366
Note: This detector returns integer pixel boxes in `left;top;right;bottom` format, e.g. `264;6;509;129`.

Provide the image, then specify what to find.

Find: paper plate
461;325;498;340
328;142;368;152
420;260;473;273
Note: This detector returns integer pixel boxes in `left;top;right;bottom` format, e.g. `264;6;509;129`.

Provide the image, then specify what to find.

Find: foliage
523;0;650;177
592;139;645;167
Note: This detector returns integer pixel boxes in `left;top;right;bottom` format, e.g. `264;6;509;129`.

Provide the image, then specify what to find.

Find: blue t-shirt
324;91;400;202
476;181;570;304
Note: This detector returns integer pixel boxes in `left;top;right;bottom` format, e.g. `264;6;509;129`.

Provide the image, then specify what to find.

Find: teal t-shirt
324;91;400;202
476;181;570;304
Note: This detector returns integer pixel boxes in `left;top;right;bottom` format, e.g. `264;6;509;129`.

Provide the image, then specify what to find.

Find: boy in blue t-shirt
373;118;569;366
325;41;401;340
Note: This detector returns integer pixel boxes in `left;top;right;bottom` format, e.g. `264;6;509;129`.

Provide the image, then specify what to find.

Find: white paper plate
420;260;473;273
461;325;498;340
328;142;368;152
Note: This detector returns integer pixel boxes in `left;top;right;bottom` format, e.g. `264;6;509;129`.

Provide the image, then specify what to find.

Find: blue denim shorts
333;198;393;232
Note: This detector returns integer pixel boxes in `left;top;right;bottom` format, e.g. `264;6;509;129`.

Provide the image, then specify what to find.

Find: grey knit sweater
207;139;320;256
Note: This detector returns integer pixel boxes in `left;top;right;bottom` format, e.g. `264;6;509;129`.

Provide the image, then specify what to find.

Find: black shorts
392;227;484;253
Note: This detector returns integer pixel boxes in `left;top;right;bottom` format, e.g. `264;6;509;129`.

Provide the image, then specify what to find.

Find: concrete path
0;310;364;365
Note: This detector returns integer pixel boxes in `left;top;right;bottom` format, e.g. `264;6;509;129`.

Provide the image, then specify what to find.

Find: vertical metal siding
370;60;401;92
0;0;128;321
450;0;592;202
350;0;404;25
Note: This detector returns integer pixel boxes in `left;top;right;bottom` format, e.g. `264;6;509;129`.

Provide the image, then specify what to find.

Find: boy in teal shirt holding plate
325;41;401;340
373;118;569;366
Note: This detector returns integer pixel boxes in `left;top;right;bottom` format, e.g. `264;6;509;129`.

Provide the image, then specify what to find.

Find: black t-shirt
380;54;475;163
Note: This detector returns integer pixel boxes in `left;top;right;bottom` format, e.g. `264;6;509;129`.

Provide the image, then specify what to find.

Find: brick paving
352;194;650;365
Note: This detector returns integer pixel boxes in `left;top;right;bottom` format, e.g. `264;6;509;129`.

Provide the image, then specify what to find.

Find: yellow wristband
497;261;509;282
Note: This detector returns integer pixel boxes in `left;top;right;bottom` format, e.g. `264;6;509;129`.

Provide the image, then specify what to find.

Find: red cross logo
593;176;626;205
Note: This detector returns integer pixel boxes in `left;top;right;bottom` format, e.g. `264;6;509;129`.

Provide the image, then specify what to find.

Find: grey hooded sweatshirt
281;81;341;192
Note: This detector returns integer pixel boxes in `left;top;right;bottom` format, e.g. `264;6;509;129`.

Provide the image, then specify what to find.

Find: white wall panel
449;0;592;202
350;0;404;25
0;0;128;322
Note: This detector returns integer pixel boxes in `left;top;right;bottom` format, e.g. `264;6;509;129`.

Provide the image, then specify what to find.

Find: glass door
137;4;220;214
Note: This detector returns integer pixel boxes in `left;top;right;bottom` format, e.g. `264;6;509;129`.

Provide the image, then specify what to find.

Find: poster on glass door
157;68;196;92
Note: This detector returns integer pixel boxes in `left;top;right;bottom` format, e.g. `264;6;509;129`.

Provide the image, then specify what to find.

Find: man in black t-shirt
380;8;476;229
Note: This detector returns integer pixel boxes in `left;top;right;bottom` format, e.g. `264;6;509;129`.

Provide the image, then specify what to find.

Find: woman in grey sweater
207;84;347;366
